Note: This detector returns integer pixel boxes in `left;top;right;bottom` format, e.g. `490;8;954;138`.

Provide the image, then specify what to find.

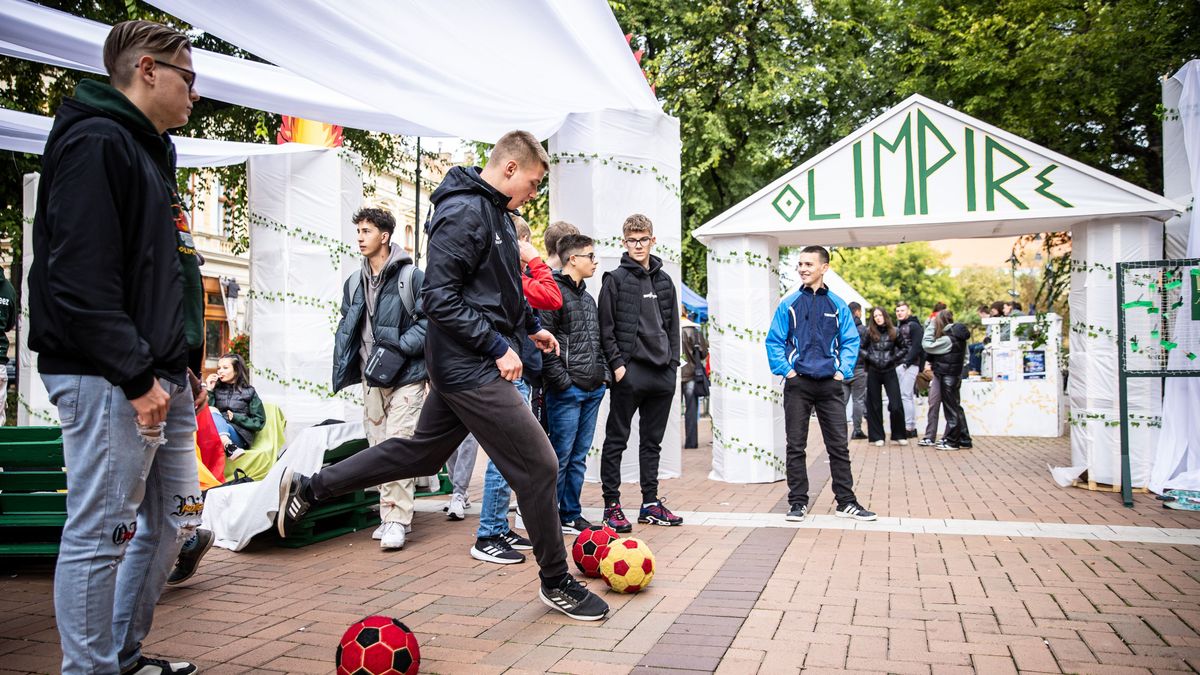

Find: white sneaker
379;521;407;550
874;440;884;447
446;493;466;521
371;522;411;539
513;506;525;531
897;439;909;446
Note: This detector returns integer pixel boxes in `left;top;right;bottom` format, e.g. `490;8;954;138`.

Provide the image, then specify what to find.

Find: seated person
205;353;265;460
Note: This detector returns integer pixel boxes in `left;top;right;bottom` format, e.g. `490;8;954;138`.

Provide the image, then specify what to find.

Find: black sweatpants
310;377;567;579
866;367;906;442
784;375;858;508
600;360;676;505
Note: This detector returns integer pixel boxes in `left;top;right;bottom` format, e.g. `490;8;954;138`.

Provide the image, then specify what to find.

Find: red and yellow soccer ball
599;537;655;593
572;525;621;578
336;615;420;675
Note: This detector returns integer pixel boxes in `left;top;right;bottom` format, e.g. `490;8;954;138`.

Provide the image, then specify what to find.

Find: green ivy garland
592;235;683;265
250;364;363;406
1068;410;1162;429
711;423;785;473
548;152;680;196
706;249;780;276
17;394;59;425
249;211;356;267
709;316;768;343
1069;260;1114;279
1071;320;1115;342
247;289;341;332
710;371;782;405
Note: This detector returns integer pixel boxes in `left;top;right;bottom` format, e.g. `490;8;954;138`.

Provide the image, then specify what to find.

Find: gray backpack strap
398;263;420;319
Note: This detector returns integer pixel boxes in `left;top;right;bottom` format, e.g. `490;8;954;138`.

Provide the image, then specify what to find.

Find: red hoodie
523;256;562;310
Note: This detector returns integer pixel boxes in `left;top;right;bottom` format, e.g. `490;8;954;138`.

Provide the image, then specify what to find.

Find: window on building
201;276;230;378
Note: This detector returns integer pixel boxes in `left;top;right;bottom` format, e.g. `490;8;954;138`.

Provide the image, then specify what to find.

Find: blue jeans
43;374;201;675
547;384;606;522
209;409;247;447
476;378;531;538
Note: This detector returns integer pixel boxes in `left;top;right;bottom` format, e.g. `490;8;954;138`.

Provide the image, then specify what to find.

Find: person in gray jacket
331;207;427;550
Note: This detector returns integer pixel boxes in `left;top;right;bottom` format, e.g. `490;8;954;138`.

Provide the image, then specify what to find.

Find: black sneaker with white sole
276;467;313;538
121;656;197;675
499;529;533;550
167;528;214;586
835;502;877;521
539;576;609;621
561;516;593;535
470;536;525;564
785;504;807;522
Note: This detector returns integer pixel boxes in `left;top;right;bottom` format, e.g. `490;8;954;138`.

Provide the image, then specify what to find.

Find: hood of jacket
428;166;509;231
362;243;413;282
48;80;176;183
617;251;664;278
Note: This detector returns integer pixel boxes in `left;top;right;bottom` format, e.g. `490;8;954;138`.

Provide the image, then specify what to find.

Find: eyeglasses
623;236;652;248
150;59;197;93
570;252;596;262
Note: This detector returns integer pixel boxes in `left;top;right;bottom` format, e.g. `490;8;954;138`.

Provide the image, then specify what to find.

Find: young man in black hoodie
894;301;924;438
29;20;203;675
278;131;608;621
598;214;682;532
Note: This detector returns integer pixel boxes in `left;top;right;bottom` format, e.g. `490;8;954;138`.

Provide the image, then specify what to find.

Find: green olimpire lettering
1034;164;1071;207
853;141;864;218
985;136;1030;210
916;110;956;215
808;169;840;220
965;128;976;212
873;113;915;217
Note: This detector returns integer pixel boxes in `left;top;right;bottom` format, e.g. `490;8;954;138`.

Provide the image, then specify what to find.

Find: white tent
694;94;1183;485
5;0;685;484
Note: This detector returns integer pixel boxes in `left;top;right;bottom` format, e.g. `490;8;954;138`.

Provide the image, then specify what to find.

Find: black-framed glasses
150;59;197;92
571;252;597;262
623;236;652;248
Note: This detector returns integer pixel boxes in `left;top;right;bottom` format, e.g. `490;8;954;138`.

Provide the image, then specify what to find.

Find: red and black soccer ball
336;615;420;675
572;524;621;578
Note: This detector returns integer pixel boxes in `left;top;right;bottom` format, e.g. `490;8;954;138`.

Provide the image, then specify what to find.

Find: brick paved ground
2;419;1198;674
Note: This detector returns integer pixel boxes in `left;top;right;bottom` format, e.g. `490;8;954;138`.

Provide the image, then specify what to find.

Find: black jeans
683;381;699;448
938;374;972;446
311;377;567;579
783;375;857;508
601;360;676;505
866;367;906;442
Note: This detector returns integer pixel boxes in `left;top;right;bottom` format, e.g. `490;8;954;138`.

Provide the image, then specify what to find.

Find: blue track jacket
765;284;859;380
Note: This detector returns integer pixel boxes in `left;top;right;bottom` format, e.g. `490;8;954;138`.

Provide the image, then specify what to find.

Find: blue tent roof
682;283;708;322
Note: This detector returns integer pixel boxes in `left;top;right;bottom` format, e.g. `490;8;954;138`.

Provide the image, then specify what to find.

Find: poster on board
1023;350;1046;380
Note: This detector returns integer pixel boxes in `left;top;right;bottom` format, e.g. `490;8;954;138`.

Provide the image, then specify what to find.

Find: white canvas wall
17;173;56;426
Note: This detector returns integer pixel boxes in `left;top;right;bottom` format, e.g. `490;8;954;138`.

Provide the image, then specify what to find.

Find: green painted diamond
772;184;804;222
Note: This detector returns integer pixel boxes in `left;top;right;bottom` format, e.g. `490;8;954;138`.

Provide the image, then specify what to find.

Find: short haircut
848;301;861;313
932;301;947;313
511;214;532;241
104;20;191;88
623;213;654;237
557;233;594;261
977;305;990;314
1012;301;1023;311
895;301;909;310
799;245;829;264
490;130;550;170
353;207;396;236
544;221;579;260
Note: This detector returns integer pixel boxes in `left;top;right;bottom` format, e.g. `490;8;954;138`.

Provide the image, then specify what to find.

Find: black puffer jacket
598;253;679;371
541;271;607;392
861;326;908;372
423;167;539;393
331;250;428;393
927;323;970;377
896;316;924;367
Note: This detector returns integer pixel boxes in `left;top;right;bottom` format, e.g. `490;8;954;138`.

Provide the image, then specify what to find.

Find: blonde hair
512;215;532;241
544;220;579;259
490;130;550;171
103;20;191;88
623;213;654;237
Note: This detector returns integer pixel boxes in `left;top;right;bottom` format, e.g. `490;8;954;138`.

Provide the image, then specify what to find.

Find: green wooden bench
0;426;66;556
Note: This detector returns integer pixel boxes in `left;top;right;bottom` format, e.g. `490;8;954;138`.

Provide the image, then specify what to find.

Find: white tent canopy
0;0;661;141
0;107;323;166
693;95;1180;247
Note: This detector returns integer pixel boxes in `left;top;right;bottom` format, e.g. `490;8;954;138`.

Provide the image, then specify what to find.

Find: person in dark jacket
894;301;924;438
331;207;427;551
863;307;909;446
598;214;681;531
766;246;875;523
204;353;265;459
279;131;608;622
539;234;607;534
28;20;204;675
925;309;973;450
844;302;869;440
681;309;708;449
0;266;16;425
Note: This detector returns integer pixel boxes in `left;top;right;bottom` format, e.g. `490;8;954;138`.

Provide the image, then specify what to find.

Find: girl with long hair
205;353;265;459
862;307;909;446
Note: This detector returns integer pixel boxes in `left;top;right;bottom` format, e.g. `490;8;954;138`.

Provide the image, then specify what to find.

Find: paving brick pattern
1;420;1197;673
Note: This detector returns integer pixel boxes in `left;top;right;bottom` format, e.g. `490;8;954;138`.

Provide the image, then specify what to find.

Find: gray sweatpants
445;434;479;497
924;375;942;441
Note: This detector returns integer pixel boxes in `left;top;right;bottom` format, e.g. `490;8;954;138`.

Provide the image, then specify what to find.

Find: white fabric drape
0;107;325;166
1150;60;1200;494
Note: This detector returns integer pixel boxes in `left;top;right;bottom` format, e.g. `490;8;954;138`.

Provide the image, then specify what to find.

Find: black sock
301;481;316;503
540;572;569;588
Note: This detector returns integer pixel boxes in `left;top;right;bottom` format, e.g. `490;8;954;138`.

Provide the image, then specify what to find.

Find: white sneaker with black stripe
538;576;609;621
835;502;877;521
121;656;197;674
470;536;525;564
